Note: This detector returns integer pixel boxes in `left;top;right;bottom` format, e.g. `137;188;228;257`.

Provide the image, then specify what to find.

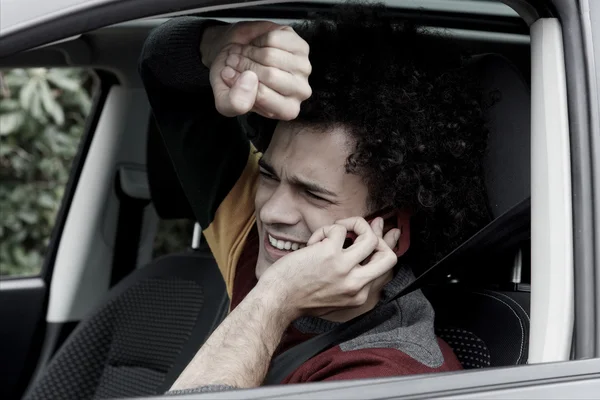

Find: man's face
254;122;370;279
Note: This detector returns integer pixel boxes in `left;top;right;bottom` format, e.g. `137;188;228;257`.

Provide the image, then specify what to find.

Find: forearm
170;283;296;390
138;17;250;228
138;17;226;92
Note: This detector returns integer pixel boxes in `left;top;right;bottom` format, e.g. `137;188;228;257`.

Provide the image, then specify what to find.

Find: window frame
0;0;598;396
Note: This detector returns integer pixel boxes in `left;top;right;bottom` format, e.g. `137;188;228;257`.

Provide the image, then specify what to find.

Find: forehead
263;122;353;179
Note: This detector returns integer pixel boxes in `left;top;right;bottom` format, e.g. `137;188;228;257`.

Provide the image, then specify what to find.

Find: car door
0;0;598;399
0;65;114;399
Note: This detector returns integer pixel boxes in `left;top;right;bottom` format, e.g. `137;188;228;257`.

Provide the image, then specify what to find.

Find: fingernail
238;73;255;90
379;218;384;230
226;54;240;68
222;66;235;79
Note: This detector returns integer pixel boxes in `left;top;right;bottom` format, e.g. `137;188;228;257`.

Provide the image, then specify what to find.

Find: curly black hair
252;3;491;268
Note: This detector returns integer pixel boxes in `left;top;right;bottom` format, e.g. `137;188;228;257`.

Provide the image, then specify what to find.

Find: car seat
23;116;230;400
424;52;532;369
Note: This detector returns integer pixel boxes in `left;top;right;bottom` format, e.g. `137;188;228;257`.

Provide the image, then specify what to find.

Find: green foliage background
0;68;194;278
0;68;96;277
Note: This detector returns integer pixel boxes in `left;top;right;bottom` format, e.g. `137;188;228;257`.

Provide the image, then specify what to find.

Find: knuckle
387;251;398;264
299;61;312;76
241;45;254;59
323;243;337;261
263;67;277;83
264;31;278;47
278;102;299;121
286;102;301;120
343;278;361;296
352;291;368;306
303;41;310;55
366;230;378;248
300;82;312;100
255;84;268;105
261;48;277;66
306;61;313;75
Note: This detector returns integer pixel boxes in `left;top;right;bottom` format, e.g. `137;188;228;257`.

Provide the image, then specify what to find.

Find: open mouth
267;233;306;252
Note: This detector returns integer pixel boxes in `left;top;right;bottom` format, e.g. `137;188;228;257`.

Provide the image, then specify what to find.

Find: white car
0;0;599;399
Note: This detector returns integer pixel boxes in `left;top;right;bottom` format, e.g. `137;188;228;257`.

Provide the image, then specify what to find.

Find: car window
0;68;98;278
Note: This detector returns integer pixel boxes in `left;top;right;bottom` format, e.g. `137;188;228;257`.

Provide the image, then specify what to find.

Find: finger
221;69;295;120
382;228;401;250
307;224;347;247
230;21;283;43
352;238;398;281
335;217;379;264
254;83;301;121
370;217;384;238
252;28;310;55
217;70;258;116
220;66;294;119
221;66;240;88
225;53;310;98
232;45;311;75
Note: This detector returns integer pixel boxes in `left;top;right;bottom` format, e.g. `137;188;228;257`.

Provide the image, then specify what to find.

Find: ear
394;210;411;257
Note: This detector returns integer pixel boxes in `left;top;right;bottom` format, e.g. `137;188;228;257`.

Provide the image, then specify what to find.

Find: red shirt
231;226;462;383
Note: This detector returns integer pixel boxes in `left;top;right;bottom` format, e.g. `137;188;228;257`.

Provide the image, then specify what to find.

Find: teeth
268;234;304;252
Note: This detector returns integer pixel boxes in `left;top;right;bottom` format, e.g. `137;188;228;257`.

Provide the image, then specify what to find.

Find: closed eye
259;169;278;181
305;190;327;202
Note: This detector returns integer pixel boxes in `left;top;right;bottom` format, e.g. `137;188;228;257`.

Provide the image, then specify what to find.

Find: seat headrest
470;54;531;218
146;116;196;220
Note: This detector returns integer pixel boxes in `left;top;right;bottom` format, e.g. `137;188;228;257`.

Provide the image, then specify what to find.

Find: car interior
0;0;577;399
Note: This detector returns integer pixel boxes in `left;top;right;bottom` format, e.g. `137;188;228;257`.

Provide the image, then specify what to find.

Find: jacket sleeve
138;17;261;296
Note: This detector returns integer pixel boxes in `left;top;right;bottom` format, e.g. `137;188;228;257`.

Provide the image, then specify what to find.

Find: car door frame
0;68;118;400
0;0;598;397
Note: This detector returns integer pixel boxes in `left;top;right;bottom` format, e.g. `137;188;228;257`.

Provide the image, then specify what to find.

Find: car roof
0;0;518;39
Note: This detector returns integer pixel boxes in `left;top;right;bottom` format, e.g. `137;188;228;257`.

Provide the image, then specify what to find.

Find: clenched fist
200;21;312;120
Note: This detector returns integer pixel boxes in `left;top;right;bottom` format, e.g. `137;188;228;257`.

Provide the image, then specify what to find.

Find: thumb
214;70;258;117
307;224;347;246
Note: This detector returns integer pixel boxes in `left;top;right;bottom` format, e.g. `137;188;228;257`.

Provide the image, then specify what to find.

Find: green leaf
19;79;37;110
75;89;92;114
30;88;46;122
3;70;29;87
18;210;38;224
38;192;56;209
39;80;65;125
0;111;25;135
47;69;80;91
0;99;21;112
0;142;15;156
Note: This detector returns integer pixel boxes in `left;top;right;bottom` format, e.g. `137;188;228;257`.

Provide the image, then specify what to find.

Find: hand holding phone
343;208;410;258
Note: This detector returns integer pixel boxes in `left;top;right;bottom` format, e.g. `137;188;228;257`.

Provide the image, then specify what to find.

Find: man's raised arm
138;17;250;229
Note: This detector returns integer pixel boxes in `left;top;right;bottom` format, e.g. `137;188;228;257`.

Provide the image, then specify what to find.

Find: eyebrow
258;157;338;198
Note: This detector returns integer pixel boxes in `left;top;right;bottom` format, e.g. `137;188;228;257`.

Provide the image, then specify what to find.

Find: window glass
0;68;98;278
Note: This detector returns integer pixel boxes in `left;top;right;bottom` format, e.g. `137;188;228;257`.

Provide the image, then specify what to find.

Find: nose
259;184;301;226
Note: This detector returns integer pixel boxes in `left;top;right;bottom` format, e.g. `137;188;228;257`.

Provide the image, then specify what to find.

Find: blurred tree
0;68;96;277
1;68;196;278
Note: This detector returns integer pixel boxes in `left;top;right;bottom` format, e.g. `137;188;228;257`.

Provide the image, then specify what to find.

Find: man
138;4;490;393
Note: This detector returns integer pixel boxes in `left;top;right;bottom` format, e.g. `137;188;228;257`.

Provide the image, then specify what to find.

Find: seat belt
110;168;151;287
263;197;530;385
